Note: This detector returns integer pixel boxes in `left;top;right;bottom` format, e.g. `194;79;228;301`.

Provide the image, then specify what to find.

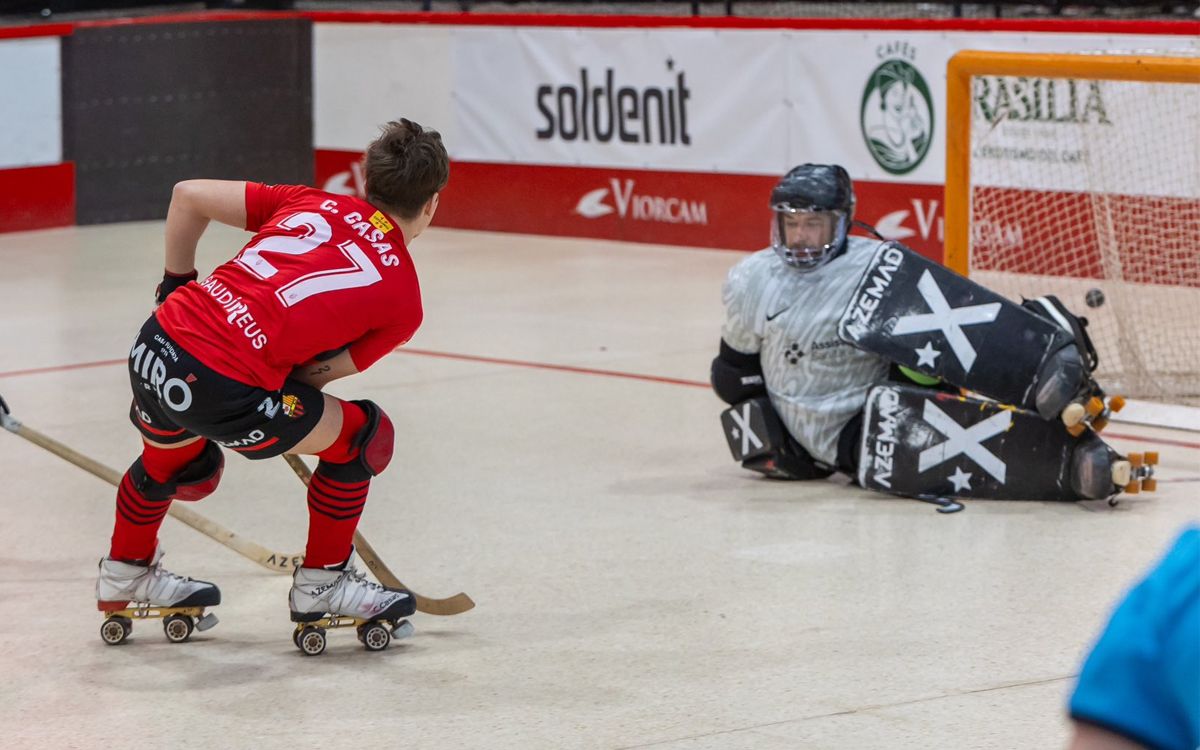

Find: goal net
945;50;1200;403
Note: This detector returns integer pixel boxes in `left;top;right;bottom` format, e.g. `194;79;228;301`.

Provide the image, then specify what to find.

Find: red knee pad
316;400;394;481
354;400;395;476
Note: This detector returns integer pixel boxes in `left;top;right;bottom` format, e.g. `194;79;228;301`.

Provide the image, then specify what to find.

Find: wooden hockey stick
281;453;475;616
0;396;303;573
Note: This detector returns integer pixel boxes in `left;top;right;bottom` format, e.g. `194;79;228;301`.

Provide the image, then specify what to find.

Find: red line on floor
1102;432;1200;450
397;347;712;389
3;350;1197;451
0;358;125;378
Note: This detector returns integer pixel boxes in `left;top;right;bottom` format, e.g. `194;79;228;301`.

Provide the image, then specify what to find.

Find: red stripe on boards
0;164;75;233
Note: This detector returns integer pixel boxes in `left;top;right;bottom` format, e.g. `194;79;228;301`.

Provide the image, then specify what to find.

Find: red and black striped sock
303;469;369;568
301;401;371;568
109;440;206;563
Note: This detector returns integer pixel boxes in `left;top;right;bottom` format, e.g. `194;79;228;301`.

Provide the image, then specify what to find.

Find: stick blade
415;592;475;617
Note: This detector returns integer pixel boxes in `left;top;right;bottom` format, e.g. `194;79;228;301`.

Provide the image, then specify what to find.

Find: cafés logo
860;50;933;176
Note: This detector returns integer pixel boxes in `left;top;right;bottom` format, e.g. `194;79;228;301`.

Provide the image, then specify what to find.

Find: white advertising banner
0;36;61;169
969;76;1200;197
451;27;790;174
314;23;1198;184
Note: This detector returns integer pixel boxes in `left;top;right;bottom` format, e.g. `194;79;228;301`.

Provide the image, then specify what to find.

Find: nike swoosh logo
766;307;790;322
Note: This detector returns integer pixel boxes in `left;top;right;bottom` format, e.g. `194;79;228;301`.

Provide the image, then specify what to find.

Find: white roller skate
289;549;415;655
96;547;220;645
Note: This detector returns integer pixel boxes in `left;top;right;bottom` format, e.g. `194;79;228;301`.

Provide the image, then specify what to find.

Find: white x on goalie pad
918;400;1011;483
892;270;1001;372
730;401;764;456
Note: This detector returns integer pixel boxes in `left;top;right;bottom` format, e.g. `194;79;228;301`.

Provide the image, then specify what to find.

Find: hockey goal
945;50;1200;404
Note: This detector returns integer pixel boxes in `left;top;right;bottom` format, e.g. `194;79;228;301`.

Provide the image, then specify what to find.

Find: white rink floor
0;222;1197;749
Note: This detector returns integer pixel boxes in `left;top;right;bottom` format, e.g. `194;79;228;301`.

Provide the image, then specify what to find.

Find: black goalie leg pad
1023;295;1099;373
129;441;224;502
721;397;832;481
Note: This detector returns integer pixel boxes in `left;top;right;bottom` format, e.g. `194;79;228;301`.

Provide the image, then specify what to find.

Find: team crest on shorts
281;393;305;419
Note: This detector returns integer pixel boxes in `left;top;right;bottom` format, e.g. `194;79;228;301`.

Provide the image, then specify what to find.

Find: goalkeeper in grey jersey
711;164;1136;503
711;164;940;480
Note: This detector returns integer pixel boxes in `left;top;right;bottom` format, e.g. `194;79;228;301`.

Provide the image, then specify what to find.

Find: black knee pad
318;400;395;483
130;441;224;502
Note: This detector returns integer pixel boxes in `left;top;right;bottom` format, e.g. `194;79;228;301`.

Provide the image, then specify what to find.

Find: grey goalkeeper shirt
721;237;891;465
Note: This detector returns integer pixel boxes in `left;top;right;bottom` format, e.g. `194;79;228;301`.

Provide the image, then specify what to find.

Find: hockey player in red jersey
96;119;449;643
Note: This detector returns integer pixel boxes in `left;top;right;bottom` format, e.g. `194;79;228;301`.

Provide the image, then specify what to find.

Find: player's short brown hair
363;119;449;220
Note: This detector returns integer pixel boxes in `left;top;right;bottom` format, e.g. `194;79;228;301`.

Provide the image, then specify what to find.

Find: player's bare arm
163;179;248;274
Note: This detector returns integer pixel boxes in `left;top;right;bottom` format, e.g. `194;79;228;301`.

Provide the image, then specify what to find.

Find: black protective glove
155;268;198;306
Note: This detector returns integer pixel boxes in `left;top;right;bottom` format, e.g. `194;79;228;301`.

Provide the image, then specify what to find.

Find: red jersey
156;183;423;390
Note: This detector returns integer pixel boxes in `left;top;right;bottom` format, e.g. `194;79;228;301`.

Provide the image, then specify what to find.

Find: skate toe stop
1062;403;1086;426
393;620;415;639
1112;460;1133;488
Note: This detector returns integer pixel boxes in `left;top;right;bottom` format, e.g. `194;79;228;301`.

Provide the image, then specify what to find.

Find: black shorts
128;315;325;459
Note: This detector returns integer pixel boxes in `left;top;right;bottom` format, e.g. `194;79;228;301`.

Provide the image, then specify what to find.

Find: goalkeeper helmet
769;164;855;272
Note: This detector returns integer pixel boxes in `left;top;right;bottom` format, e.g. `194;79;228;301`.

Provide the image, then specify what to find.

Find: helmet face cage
770;205;849;272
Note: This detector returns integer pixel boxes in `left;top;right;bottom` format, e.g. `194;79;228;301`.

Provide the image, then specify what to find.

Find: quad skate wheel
1109;395;1126;413
1124;481;1140;495
1067;422;1087;438
1091;416;1109;433
1062;402;1086;427
1128;453;1143;468
1112;460;1132;488
163;614;194;643
100;616;132;646
1085;396;1105;417
358;622;391;652
1141;478;1157;492
1144;451;1159;465
297;626;326;656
